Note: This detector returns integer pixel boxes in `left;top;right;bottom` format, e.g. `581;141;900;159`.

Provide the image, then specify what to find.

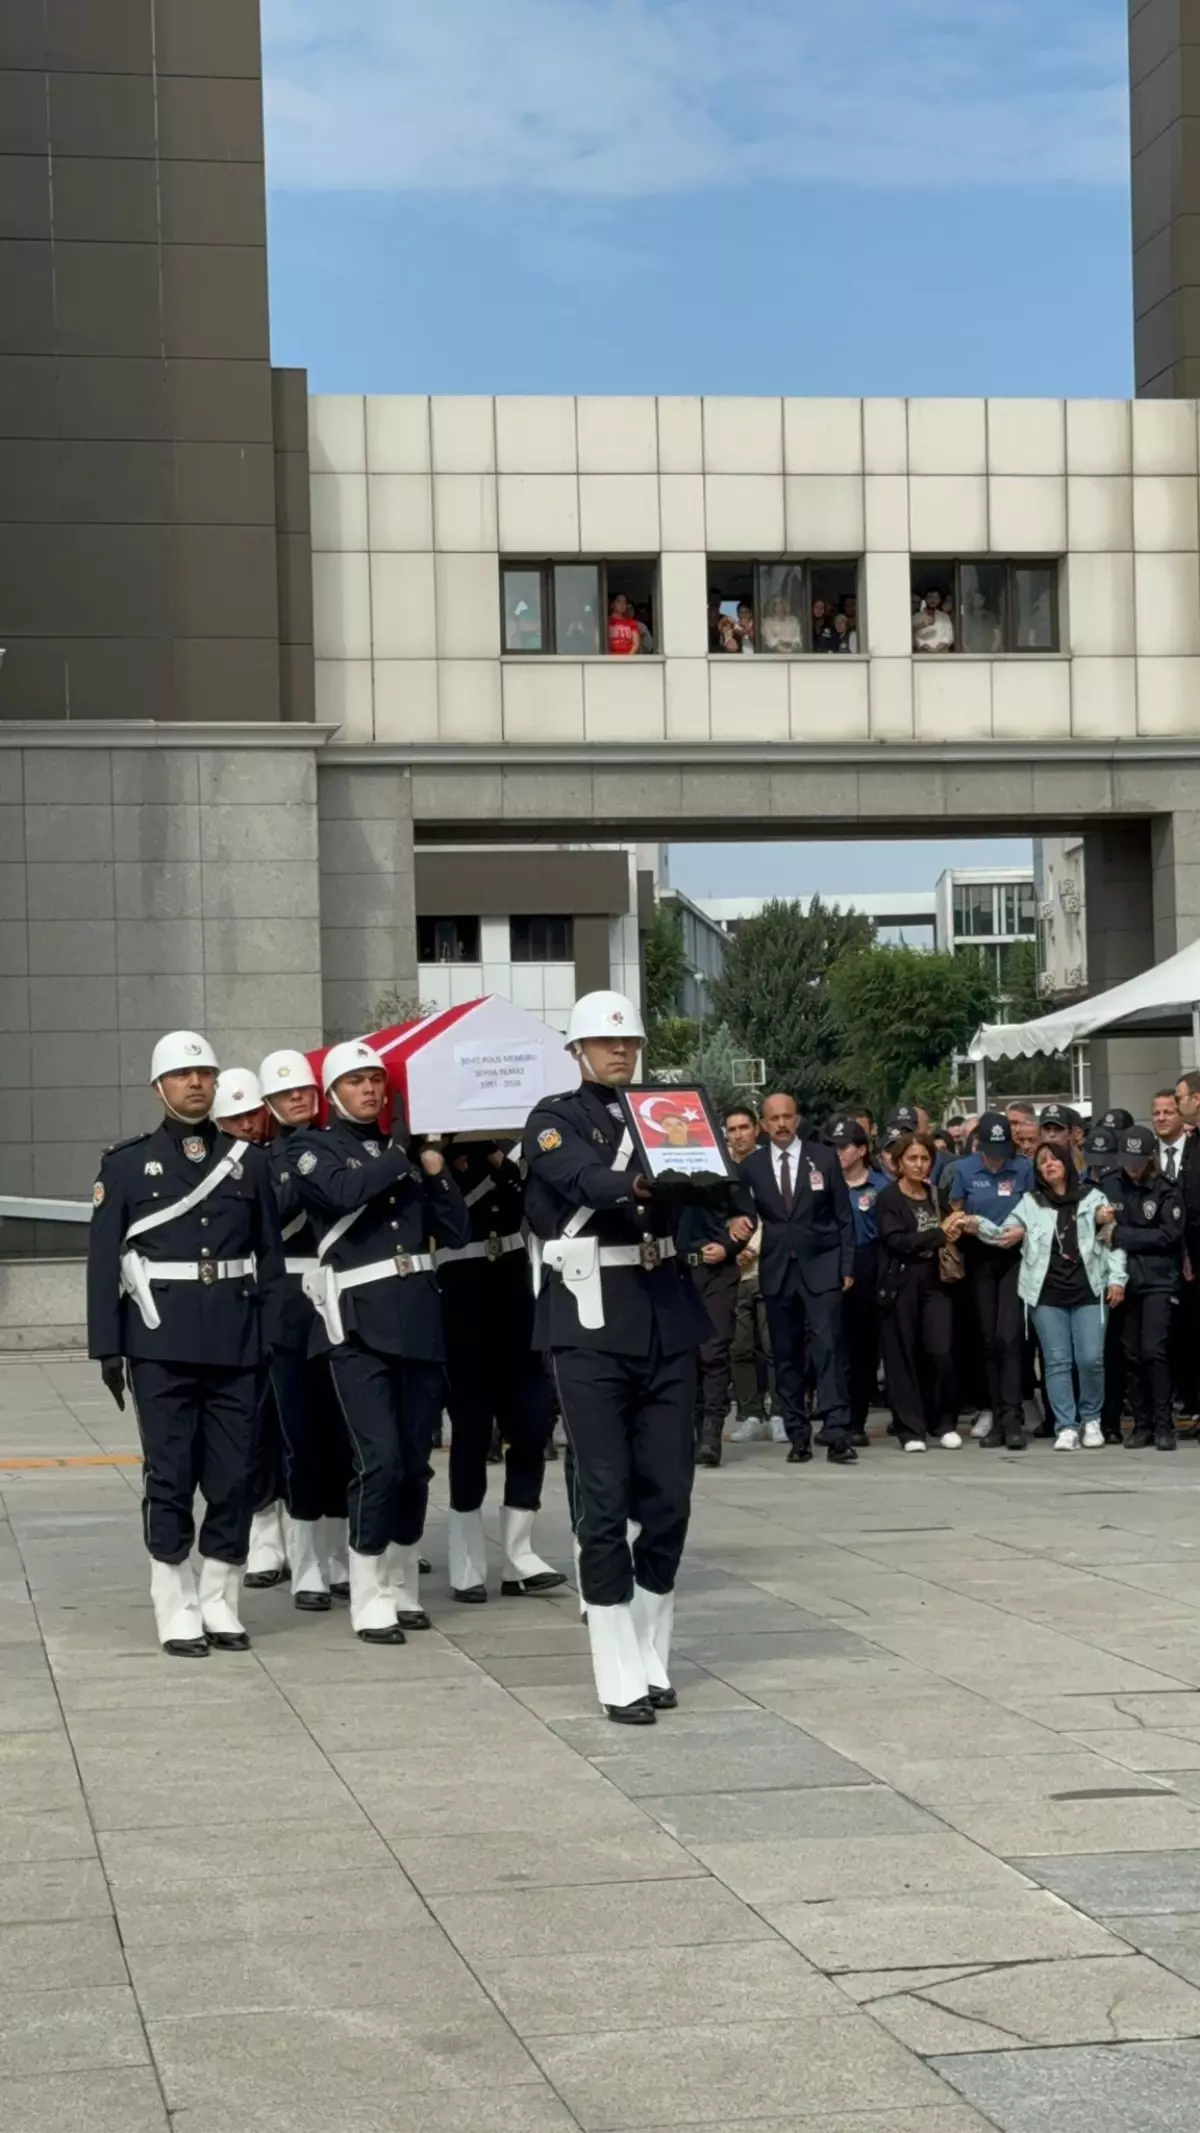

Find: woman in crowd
762;596;803;654
876;1134;969;1452
968;1141;1125;1451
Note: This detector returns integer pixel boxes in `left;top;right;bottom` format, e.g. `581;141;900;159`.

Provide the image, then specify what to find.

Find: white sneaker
903;1438;927;1453
1081;1420;1104;1450
971;1410;994;1441
1055;1428;1080;1451
729;1414;768;1443
769;1416;789;1445
938;1431;963;1449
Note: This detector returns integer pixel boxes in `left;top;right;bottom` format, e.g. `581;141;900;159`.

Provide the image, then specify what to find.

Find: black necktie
779;1148;793;1212
1166;1143;1179;1181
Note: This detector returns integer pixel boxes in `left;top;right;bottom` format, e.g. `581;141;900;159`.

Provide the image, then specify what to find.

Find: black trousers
327;1341;445;1555
270;1349;352;1523
552;1334;695;1607
1102;1303;1127;1437
690;1262;739;1431
845;1257;880;1433
879;1278;955;1442
764;1282;850;1447
967;1252;1024;1436
446;1344;553;1514
128;1359;260;1566
730;1276;773;1416
249;1371;283;1515
1122;1289;1175;1435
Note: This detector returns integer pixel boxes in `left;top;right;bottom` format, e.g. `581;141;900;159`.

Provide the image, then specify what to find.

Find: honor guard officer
439;1139;565;1602
291;1038;470;1644
523;991;716;1727
259;1049;354;1610
86;1032;286;1658
210;1070;288;1591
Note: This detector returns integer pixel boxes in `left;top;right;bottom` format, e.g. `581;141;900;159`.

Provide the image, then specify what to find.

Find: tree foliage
827;945;997;1122
709;898;875;1120
659;1021;753;1121
643;901;689;1028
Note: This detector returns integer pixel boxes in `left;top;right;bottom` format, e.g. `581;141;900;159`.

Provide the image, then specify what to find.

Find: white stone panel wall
308;394;1200;748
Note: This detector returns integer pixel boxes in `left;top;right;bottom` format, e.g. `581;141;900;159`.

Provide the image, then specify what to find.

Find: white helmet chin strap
572;1043;599;1084
154;1080;211;1126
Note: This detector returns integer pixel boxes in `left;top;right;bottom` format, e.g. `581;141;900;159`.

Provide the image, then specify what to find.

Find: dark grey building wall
1130;0;1200;395
0;0;311;722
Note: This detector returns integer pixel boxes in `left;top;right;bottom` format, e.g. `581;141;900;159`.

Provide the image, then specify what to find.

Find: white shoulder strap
281;1212;308;1242
464;1177;495;1209
123;1144;243;1245
559;1127;634;1242
317;1206;364;1264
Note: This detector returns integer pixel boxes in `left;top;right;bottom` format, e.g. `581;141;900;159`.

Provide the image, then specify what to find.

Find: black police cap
1101;1108;1134;1131
1039;1104;1074;1129
888;1106;920;1130
826;1115;869;1147
977;1111;1013;1149
1120;1125;1157;1159
1084;1125;1118;1161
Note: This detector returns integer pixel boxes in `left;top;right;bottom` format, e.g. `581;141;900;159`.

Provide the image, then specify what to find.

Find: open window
707;559;860;653
912;560;1060;653
500;560;659;655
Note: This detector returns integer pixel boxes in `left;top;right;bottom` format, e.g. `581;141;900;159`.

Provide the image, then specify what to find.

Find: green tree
709;898;875;1119
827;945;996;1122
643;901;689;1025
660;1021;754;1121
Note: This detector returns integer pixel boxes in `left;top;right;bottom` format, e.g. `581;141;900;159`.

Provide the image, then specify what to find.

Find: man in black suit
737;1092;856;1466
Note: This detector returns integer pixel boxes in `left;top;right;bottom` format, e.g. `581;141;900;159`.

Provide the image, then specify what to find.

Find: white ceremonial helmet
322;1037;385;1098
564;991;646;1048
259;1048;318;1101
211;1068;265;1122
150;1030;219;1082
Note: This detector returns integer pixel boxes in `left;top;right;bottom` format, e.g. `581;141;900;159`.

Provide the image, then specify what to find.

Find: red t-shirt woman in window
608;593;642;655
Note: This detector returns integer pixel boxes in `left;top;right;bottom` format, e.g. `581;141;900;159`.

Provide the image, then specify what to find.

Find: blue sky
262;0;1133;900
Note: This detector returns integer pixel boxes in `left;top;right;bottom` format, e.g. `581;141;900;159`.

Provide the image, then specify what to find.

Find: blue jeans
1030;1302;1105;1433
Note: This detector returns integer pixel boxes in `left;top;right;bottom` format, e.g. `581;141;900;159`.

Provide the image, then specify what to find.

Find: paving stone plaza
7;1362;1200;2129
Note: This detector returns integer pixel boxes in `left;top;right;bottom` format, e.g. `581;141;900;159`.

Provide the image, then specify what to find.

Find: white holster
542;1233;605;1330
302;1262;345;1347
119;1250;161;1332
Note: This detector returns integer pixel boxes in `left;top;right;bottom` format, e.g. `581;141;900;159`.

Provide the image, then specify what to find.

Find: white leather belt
598;1239;677;1270
338;1252;436;1294
437;1233;525;1267
285;1256;318;1276
148;1257;255;1286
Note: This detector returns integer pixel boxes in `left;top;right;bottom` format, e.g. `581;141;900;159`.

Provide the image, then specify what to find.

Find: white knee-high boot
500;1507;566;1595
198;1559;251;1650
347;1548;405;1644
448;1507;488;1601
285;1515;331;1612
150;1560;207;1656
323;1516;349;1596
388;1543;430;1629
630;1585;676;1709
585;1602;653;1723
244;1503;287;1586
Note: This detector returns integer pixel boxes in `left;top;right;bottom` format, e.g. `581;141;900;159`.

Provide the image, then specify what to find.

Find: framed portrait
616;1084;736;1183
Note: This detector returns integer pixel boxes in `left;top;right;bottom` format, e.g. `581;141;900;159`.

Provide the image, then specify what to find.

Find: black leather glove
99;1357;126;1412
650;1168;736;1213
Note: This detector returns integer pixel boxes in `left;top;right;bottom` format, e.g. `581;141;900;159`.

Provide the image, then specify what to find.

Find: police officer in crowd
724;1105;776;1446
258;1048;353;1609
87;1032;286;1657
208;1070;290;1591
825;1116;889;1447
678;1178;742;1470
438;1138;564;1601
1106;1125;1185;1450
950;1112;1035;1451
735;1093;857;1466
523;992;717;1725
290;1039;469;1643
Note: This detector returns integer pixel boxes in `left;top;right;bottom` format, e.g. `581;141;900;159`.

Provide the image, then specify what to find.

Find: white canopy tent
967;937;1200;1111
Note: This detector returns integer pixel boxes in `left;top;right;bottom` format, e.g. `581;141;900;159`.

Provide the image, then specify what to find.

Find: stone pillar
1;735;325;1203
1152;810;1200;1072
1085;820;1178;1110
317;766;418;1039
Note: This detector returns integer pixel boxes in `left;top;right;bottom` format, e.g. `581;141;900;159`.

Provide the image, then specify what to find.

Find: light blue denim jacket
975;1188;1128;1310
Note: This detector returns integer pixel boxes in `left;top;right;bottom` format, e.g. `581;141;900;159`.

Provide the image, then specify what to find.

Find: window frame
509;914;575;963
416;914;481;965
911;558;1061;654
499;558;661;657
706;557;861;656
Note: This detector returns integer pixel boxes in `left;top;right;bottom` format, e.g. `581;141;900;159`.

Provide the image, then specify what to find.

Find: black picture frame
615;1083;737;1182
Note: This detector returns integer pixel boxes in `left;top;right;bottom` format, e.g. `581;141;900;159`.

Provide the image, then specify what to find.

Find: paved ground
7;1366;1200;2131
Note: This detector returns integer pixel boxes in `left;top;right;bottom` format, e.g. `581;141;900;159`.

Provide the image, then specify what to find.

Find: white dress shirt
771;1137;800;1195
1158;1135;1185;1182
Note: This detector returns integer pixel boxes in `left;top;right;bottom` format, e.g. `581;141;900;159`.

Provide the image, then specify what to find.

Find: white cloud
261;0;1129;198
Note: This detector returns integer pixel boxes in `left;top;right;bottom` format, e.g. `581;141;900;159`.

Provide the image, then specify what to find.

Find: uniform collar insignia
144;1160;163;1175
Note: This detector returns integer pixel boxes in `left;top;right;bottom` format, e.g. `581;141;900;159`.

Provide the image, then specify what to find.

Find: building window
912;561;1060;653
501;560;657;655
510;915;573;961
953;883;995;938
418;916;480;963
999;881;1038;937
707;559;859;654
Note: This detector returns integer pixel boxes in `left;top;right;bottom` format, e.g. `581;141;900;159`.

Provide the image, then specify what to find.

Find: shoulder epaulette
102;1132;152;1155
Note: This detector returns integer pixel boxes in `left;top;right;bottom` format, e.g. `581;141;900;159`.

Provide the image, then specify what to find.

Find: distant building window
912;561;1059;653
418;916;480;963
953;884;995;938
501;561;657;655
707;559;859;654
511;915;573;961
